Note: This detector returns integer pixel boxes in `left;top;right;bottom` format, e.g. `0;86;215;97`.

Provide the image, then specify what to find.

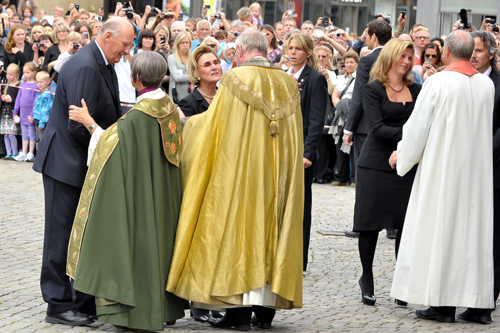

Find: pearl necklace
388;83;405;93
197;87;216;99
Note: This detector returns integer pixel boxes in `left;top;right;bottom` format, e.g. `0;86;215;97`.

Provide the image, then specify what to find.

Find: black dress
3;41;34;78
42;44;62;76
353;80;421;231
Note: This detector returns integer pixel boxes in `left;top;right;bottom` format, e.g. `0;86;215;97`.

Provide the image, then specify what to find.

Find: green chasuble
67;94;184;330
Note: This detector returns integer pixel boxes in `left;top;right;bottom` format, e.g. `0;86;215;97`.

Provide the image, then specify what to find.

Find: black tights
358;228;403;293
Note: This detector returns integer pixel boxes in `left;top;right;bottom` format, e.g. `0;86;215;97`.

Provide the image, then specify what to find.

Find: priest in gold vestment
166;29;304;330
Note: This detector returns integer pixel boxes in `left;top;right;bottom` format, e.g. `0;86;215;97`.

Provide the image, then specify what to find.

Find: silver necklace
197;87;216;99
388;83;404;93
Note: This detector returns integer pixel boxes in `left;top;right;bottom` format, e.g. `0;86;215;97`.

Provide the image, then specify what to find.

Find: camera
36;42;44;47
322;16;329;27
204;4;211;9
73;42;79;49
232;31;240;37
75;4;79;12
486;19;496;24
165;13;174;18
458;9;470;30
401;9;406;19
122;2;134;20
160;36;166;43
314;35;322;42
493;24;499;33
335;32;342;38
214;13;221;20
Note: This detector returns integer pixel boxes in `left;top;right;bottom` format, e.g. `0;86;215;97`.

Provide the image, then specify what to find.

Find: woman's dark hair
420;42;442;67
74;21;92;39
39;34;53;44
430;37;445;48
138;28;156;50
259;24;278;50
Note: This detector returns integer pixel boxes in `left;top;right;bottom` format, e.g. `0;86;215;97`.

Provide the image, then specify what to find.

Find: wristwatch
87;122;97;132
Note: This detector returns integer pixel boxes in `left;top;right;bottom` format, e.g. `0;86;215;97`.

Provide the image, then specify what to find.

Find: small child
0;63;20;159
32;71;53;152
13;62;38;162
249;2;263;26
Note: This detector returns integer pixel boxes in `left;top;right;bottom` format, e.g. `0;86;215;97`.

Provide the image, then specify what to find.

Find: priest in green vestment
166;29;304;330
66;51;185;331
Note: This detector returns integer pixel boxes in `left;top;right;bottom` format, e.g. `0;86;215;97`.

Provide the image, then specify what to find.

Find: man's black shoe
458;308;492;324
45;310;94;326
345;231;360;238
386;229;397;239
415;306;455;323
209;316;250;331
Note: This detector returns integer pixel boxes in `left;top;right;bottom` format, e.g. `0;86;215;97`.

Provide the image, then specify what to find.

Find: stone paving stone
1;160;500;332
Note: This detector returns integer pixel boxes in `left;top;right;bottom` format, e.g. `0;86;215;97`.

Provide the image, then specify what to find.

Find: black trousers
351;133;367;183
334;139;350;182
227;306;276;324
313;134;335;180
40;174;95;315
303;164;314;271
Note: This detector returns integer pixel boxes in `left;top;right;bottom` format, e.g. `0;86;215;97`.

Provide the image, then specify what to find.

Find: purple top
13;82;38;125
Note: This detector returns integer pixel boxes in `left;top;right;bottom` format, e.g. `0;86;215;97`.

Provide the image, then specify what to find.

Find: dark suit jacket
491;70;500;188
344;47;382;135
178;88;210;117
33;41;121;188
298;64;328;161
357;80;421;172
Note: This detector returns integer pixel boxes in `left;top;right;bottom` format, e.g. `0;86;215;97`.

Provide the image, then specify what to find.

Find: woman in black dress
42;22;71;76
2;24;34;79
354;39;421;306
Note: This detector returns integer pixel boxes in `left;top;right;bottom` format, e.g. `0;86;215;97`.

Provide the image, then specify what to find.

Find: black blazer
357;80;421;172
2;41;34;78
33;41;121;188
491;70;500;188
42;44;62;75
344;48;382;135
297;64;328;161
178;88;210;117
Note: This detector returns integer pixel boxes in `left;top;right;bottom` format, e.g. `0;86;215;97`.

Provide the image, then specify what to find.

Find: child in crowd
32;71;53;152
0;63;20;159
249;2;263;26
13;62;38;162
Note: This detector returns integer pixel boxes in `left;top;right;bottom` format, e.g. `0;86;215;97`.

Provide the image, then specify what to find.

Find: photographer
32;33;53;70
226;20;244;43
51;31;82;83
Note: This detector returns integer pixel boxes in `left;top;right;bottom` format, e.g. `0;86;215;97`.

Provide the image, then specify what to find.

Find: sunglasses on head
425;54;437;58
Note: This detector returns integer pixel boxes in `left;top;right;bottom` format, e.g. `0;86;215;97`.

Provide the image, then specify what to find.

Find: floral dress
0;83;21;135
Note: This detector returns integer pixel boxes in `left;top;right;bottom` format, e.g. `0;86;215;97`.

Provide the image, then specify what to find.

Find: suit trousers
351;133;367;183
303;164;314;271
40;174;95;315
334;139;350;183
313;134;335;181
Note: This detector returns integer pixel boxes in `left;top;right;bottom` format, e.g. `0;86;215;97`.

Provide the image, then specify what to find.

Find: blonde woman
42;22;70;75
353;39;421;307
285;33;327;272
29;24;45;43
167;32;191;102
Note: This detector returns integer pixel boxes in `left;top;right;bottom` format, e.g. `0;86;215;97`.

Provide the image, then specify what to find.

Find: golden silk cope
166;59;305;309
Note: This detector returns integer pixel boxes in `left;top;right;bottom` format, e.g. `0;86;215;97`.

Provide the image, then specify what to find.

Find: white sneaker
14;152;27;161
26;152;34;162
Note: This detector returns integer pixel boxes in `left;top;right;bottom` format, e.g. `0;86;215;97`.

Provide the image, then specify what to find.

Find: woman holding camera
154;24;171;92
259;24;281;65
32;33;52;70
2;23;34;79
167;32;191;103
74;21;92;46
413;43;442;82
42;22;71;76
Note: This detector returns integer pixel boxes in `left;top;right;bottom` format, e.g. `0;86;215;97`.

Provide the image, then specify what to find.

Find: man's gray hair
131;51;167;88
284;29;301;42
196;19;210;31
98;17;133;38
445;30;475;60
470;30;498;70
171;21;185;31
235;29;267;55
230;20;245;30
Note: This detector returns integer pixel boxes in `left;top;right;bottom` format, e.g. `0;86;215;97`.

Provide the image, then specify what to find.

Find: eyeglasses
180;41;190;45
424;54;437;58
415;36;430;40
206;44;216;48
57;30;68;34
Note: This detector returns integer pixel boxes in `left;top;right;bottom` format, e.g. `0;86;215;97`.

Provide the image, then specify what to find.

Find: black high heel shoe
395;299;408;306
358;278;376;306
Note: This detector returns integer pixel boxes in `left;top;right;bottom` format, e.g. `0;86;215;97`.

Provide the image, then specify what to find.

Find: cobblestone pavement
1;159;499;332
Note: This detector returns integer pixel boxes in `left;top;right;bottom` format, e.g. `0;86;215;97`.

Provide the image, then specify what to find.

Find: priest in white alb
388;30;496;324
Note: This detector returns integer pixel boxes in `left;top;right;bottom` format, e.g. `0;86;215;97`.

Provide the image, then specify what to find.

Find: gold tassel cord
269;114;279;136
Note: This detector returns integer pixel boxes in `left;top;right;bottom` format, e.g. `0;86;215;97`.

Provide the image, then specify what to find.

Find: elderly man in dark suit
33;18;135;326
466;30;500;323
342;20;392;238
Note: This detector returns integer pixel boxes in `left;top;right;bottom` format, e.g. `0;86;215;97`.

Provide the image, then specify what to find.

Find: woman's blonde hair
284;33;319;71
5;24;26;54
173;32;191;64
154;24;170;41
52;22;71;44
369;38;414;87
202;36;220;53
30;25;46;43
67;31;82;43
187;45;218;86
249;2;262;19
